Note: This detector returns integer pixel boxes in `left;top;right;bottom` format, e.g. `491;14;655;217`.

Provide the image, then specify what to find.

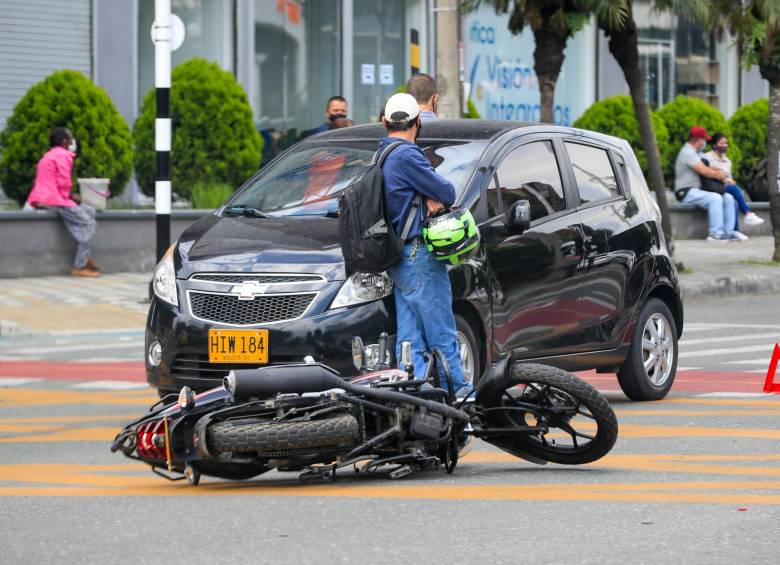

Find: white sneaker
730;231;749;241
744;212;764;226
706;233;730;242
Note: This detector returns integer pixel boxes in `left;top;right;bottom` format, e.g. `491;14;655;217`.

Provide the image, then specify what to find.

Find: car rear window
226;140;487;217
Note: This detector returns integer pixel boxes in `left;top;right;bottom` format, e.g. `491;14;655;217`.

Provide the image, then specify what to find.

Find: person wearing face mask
406;73;439;120
673;126;736;242
25;127;99;277
304;96;349;137
703;132;764;238
379;93;470;397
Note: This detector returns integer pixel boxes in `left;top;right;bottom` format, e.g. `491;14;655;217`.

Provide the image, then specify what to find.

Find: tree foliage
728;98;768;187
0;70;133;204
573;95;672;179
656;95;742;183
134;58;262;200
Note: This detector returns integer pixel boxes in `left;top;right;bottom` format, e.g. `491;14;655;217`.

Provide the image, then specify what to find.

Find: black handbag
699;158;727;195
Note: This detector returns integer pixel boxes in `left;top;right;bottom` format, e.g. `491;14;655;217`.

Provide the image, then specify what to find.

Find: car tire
454;314;481;387
617;298;678;401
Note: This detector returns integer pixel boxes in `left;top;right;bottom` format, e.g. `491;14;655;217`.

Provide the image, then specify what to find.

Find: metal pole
154;0;172;261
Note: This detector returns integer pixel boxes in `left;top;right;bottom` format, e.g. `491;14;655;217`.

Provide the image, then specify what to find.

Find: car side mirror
506;200;531;234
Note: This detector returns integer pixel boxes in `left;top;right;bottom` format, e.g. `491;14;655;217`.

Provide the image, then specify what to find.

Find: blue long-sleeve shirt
379;137;456;240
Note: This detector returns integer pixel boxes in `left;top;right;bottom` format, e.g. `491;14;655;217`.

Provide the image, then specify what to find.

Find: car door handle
560;241;578;257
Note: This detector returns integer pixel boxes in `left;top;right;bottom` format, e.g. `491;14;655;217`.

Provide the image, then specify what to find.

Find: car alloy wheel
641;312;674;387
456;330;476;385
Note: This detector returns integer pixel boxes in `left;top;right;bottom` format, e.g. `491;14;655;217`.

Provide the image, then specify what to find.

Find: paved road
0;293;778;563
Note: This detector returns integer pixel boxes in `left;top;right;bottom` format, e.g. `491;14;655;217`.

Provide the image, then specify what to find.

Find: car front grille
190;274;323;284
188;291;316;326
170;354;301;381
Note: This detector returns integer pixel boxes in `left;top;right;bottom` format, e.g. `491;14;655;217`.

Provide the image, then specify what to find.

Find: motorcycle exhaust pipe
226;363;469;424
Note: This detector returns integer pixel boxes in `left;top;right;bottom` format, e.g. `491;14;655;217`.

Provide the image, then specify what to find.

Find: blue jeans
725;184;749;231
681;188;736;236
388;242;469;394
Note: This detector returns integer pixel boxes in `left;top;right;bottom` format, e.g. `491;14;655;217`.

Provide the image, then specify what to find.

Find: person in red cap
673;125;736;241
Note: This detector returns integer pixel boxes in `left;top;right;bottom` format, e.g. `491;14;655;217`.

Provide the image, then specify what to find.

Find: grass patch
742;258;780;268
190;182;235;209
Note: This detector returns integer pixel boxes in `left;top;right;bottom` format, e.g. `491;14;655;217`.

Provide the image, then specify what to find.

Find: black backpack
338;141;421;274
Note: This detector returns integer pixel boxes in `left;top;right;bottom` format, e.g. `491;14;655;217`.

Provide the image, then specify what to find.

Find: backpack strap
372;140;405;167
399;194;422;242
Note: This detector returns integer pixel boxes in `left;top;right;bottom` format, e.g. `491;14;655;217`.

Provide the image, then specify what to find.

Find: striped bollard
153;0;172;262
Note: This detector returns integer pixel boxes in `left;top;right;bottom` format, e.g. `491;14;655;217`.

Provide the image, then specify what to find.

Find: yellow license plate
208;329;269;364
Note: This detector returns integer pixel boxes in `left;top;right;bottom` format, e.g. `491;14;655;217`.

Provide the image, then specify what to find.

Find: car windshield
225;140;487;217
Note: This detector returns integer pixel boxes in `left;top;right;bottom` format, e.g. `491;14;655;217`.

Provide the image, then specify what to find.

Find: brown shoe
85;258;101;272
70;267;100;278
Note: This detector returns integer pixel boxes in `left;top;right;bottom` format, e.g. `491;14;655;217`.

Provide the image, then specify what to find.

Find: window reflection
230;140;487;217
495;141;566;222
565;142;619;204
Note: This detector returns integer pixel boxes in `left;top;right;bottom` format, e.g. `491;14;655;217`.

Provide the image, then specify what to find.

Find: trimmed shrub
728;98;768;190
134;58;262;200
657;96;741;183
0;70;133;204
573;96;673;181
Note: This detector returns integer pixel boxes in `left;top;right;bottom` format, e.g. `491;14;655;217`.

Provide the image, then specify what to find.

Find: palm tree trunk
533;28;567;124
605;14;675;254
767;81;780;261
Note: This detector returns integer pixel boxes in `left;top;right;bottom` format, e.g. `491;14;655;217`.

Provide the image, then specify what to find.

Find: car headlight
152;244;178;307
330;272;393;309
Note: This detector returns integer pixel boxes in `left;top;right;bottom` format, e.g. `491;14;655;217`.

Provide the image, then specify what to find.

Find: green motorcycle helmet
422;208;480;265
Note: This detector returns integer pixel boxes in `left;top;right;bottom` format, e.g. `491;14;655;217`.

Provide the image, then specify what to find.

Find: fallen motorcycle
111;338;618;485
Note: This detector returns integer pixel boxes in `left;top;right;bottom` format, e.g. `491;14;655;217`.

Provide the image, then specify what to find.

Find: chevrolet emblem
231;281;269;301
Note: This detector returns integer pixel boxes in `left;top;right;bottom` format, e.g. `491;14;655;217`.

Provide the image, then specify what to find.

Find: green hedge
134;58;262;200
728;98;768;188
0;70;133;204
657;96;741;184
572;95;672;180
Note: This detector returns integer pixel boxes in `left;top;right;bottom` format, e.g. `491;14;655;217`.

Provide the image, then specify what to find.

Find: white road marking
0;342;143;355
685;323;780;330
695;392;771;398
676;367;701;371
0;377;43;387
723;358;775;365
679;344;778;359
70;380;149;390
680;333;780;346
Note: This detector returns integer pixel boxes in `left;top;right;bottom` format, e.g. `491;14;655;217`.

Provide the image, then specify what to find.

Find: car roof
310;119;533;142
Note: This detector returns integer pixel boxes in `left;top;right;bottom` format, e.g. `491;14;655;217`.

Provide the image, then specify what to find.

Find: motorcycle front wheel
476;363;618;465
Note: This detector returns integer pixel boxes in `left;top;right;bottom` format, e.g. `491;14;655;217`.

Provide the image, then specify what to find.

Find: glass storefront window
351;0;406;125
254;0;341;154
138;0;234;103
636;1;720;109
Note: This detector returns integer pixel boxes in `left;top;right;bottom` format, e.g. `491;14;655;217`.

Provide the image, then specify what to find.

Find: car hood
175;215;347;281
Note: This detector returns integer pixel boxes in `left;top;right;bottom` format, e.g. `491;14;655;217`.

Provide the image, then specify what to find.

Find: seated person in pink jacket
25;127;99;277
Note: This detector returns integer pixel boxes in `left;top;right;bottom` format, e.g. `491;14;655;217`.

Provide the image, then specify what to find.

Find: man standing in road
379;93;469;395
673;126;736;241
406;73;439;120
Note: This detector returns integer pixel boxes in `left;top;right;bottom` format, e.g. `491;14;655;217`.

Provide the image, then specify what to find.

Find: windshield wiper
223;205;270;218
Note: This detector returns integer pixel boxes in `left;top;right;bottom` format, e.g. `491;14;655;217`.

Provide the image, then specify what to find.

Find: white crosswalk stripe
675;321;778;372
0;377;43;387
70;380;148;390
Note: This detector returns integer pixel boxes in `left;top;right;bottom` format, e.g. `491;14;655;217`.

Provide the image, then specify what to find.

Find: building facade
0;0;771;165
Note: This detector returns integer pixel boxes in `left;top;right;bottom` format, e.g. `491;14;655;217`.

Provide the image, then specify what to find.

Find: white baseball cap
384;93;420;123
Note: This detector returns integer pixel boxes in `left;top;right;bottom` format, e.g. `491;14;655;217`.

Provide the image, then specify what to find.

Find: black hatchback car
146;120;683;401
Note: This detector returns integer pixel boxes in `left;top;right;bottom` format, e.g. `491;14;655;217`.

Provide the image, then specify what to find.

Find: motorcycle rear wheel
477;363;618;465
207;414;360;455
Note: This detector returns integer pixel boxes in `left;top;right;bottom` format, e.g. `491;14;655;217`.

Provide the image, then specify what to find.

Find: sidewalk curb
681;275;780;300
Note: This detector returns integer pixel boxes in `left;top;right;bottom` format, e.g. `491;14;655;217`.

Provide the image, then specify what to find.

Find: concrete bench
0;209;210;278
0;203;773;278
